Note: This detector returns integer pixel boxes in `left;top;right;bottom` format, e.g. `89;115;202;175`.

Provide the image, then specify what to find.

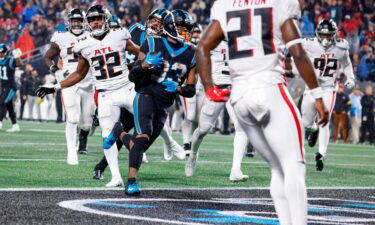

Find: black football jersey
137;36;196;104
126;23;147;64
0;56;16;89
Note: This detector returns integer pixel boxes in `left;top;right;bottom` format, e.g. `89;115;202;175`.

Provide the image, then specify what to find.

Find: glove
36;85;58;98
144;52;164;69
49;64;59;74
206;86;231;102
344;79;355;90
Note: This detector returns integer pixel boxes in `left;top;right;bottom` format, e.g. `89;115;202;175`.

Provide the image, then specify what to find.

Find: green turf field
0;120;374;188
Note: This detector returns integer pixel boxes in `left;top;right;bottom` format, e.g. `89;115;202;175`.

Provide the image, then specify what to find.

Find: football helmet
67;8;85;35
86;5;109;37
146;8;169;35
316;19;337;48
0;43;9;58
190;23;202;45
109;14;122;28
171;9;194;42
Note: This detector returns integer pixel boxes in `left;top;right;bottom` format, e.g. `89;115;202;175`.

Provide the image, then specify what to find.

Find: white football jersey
50;31;93;88
74;28;132;91
211;41;231;85
210;0;300;101
301;37;351;90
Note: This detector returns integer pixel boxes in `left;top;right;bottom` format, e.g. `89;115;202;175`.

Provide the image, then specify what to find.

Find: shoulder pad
335;38;349;50
129;23;145;33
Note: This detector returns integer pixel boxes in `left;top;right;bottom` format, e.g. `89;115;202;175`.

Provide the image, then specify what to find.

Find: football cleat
185;152;198;177
6;124;20;133
229;171;249;182
308;129;319;147
78;130;89;154
315;152;324;171
93;169;104;180
163;142;173;161
78;149;87;155
184;142;191;157
105;177;123;188
164;140;185;161
102;122;123;149
125;182;141;196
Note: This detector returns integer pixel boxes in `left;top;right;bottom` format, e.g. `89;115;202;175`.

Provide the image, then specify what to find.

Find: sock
191;128;206;155
318;124;330;157
128;177;136;184
231;131;248;173
66;122;78;155
78;129;89;150
181;119;193;144
104;144;121;179
160;123;172;146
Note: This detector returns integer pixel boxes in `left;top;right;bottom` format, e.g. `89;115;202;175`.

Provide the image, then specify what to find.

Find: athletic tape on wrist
310;87;323;99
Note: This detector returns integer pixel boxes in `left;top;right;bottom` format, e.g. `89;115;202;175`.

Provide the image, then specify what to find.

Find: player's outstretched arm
43;42;60;74
126;39;140;58
282;18;328;126
196;20;224;91
36;55;89;98
342;53;356;89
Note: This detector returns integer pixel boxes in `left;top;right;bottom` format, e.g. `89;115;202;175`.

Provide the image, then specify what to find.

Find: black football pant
0;87;17;124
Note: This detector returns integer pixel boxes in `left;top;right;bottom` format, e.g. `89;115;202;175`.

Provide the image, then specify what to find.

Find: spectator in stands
24;69;43;121
19;63;33;120
349;86;362;143
358;46;375;81
300;13;315;37
360;84;375;144
333;83;351;143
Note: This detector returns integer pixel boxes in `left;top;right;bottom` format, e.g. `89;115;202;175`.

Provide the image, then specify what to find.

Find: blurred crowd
0;0;374;144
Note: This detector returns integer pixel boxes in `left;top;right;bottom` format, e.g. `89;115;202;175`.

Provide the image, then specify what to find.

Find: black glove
49;65;59;74
36;86;56;98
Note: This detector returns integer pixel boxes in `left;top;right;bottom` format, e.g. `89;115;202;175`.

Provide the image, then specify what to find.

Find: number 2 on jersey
227;8;275;60
91;52;122;80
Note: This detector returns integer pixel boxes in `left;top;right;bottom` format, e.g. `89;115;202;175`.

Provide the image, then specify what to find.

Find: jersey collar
162;38;188;58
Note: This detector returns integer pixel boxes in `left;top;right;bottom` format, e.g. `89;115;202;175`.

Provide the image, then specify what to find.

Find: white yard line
0;187;374;192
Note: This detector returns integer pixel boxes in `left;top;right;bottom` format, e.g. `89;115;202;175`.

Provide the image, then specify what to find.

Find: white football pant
62;86;95;164
232;83;307;225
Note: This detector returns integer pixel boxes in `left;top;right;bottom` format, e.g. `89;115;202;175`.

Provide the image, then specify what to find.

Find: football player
92;9;186;181
184;39;250;182
37;5;140;187
291;19;355;171
178;20;202;156
43;8;95;164
0;44;22;132
196;0;329;224
102;10;196;196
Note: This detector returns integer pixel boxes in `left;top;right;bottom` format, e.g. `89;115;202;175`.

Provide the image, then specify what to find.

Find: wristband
54;83;61;90
310;87;323;99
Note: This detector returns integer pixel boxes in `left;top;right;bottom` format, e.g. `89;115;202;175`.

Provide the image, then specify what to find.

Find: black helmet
316;19;337;48
109;14;122;28
163;11;182;41
67;8;85;35
171;9;194;42
146;8;169;35
86;5;109;37
190;23;202;45
0;43;9;59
